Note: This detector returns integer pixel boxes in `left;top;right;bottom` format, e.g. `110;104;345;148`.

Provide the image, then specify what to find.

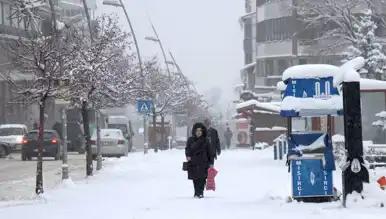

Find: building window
3;4;10;26
265;60;274;76
257;16;295;43
278;59;288;74
299;59;307;65
245;0;252;13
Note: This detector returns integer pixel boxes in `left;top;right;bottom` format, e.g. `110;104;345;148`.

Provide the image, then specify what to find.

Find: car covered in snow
0;124;28;153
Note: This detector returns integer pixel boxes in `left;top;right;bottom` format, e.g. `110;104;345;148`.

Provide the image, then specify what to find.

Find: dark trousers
226;140;231;149
193;178;206;196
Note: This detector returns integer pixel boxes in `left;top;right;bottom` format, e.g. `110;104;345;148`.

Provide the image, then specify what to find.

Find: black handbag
182;162;188;171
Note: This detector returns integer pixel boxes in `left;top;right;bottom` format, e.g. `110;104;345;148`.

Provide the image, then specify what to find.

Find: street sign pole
138;100;153;154
61;108;69;180
143;113;147;153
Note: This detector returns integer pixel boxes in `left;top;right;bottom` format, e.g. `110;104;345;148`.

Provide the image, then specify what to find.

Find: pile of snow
281;95;342;111
293;133;327;153
332;134;345;142
276;81;286;91
360;78;386;90
282;64;342;81
254;142;269;149
333;57;364;87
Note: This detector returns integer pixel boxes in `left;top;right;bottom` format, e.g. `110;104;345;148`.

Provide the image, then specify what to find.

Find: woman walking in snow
185;122;214;198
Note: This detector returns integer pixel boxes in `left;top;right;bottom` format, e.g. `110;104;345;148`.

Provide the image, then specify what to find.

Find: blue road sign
283;77;339;99
137;100;153;115
291;159;333;198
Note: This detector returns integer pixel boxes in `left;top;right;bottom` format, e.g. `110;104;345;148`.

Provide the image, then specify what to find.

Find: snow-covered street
1;148;386;219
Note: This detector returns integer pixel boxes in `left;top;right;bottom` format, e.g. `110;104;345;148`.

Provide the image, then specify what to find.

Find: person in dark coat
204;119;221;161
224;127;233;149
185;123;214;198
52;121;63;140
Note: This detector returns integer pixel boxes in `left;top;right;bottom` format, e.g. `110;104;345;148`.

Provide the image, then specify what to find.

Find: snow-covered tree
142;59;190;150
63;14;143;165
342;9;386;79
10;0;46;33
293;0;372;55
0;0;76;194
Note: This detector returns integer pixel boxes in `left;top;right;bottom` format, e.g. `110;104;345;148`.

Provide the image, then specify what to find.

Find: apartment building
240;0;345;100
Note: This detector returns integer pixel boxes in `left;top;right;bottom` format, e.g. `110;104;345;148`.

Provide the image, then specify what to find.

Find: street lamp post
144;18;171;78
103;0;144;81
103;0;148;150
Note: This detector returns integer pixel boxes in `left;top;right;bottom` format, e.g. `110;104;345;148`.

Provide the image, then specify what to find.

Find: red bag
206;167;218;191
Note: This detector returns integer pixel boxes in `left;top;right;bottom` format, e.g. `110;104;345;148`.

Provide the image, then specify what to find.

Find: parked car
90;129;128;159
21;130;62;161
0;124;28;152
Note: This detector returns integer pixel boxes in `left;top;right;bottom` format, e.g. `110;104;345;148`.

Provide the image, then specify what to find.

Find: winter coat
224;130;232;146
207;127;221;159
185;123;214;180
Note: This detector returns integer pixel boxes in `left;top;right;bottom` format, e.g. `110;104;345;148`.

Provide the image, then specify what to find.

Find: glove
217;150;221;156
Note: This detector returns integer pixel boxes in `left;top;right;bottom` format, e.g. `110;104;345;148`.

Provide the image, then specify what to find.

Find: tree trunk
35;97;46;195
161;115;165;150
81;101;93;176
152;107;157;153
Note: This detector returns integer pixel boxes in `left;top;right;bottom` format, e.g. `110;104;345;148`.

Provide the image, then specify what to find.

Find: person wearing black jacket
204;119;221;161
185;123;214;198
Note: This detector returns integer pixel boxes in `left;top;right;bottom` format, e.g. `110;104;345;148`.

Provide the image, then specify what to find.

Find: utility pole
61;107;69;179
96;111;102;170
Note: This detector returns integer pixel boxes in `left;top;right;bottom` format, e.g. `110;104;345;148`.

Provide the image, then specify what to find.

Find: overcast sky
96;0;244;104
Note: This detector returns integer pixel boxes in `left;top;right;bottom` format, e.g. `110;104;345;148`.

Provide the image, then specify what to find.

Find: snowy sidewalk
1;149;386;219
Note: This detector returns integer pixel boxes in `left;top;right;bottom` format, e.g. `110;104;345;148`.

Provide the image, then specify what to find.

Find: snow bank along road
1;149;386;219
0;153;117;201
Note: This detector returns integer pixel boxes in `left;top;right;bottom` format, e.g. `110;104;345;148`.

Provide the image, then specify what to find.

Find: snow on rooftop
360;78;386;90
236;99;280;113
282;64;342;81
334;57;364;87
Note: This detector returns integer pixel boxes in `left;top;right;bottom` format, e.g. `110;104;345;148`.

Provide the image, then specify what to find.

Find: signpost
137;100;153;152
291;159;333;198
280;64;341;202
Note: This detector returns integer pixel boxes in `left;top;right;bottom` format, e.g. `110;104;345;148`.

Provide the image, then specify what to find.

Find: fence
273;134;287;160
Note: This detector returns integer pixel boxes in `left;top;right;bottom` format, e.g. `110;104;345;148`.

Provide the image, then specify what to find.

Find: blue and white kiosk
279;64;342;202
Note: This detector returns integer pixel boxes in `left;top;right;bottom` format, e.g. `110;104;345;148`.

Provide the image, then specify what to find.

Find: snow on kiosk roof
282;64;342;81
280;64;343;117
